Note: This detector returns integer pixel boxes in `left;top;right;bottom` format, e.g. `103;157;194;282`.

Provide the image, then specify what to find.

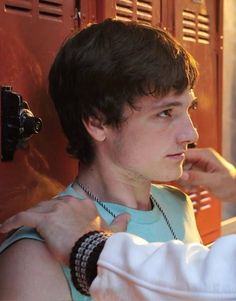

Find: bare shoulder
0;239;71;301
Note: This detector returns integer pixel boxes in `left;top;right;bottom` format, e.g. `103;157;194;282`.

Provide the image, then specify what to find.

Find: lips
166;152;185;160
167;152;185;156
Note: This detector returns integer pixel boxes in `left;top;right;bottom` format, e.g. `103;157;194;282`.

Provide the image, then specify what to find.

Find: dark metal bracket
1;86;42;161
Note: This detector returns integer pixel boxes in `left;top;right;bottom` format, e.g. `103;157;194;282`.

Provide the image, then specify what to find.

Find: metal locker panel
173;0;222;244
97;0;161;27
174;0;222;150
0;0;77;234
189;188;221;243
79;0;97;28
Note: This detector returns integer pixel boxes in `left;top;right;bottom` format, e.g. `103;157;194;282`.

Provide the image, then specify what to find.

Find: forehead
134;89;196;111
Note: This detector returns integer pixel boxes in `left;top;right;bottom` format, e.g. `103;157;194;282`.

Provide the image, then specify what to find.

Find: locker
173;0;223;243
0;0;78;241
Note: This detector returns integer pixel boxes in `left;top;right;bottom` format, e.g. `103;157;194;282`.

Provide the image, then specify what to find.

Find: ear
82;115;106;142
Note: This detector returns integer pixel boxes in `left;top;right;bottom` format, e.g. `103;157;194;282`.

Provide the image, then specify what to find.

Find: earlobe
82;116;106;142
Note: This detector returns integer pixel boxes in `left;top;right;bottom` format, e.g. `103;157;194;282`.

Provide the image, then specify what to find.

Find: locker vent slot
116;0;153;25
116;0;133;22
197;13;210;44
38;0;63;20
182;10;197;42
4;0;32;15
190;190;212;213
137;0;152;25
182;10;210;44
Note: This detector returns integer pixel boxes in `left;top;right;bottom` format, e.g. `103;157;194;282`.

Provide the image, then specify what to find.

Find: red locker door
172;0;222;244
96;0;161;27
0;0;77;233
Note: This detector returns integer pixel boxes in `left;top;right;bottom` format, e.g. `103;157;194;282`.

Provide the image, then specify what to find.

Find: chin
151;163;183;182
158;169;182;183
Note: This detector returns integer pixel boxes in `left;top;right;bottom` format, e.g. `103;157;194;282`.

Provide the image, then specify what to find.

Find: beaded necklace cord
76;181;178;240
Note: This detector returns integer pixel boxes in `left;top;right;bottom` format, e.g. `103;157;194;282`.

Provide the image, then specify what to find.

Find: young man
0;19;200;301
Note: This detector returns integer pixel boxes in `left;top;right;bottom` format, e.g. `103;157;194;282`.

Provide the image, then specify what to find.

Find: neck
73;162;152;210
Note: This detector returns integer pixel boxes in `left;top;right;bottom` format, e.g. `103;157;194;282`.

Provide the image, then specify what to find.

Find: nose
177;115;199;146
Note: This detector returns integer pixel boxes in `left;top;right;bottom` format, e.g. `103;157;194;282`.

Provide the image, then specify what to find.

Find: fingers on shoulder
0;211;44;233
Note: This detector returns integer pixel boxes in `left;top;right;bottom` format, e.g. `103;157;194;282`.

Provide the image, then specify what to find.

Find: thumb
183;169;213;188
110;213;130;232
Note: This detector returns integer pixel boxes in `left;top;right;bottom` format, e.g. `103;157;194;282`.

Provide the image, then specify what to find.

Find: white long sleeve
90;233;236;301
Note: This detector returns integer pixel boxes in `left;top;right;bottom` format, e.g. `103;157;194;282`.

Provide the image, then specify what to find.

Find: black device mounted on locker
0;86;42;161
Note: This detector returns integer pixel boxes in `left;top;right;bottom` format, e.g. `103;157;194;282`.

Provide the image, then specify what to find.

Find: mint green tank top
0;184;201;301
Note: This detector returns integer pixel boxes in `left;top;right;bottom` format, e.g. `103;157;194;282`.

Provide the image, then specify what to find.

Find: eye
158;109;173;118
189;100;198;111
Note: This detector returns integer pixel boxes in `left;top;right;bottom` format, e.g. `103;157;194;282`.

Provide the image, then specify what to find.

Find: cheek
113;134;146;166
119;135;164;164
118;136;143;158
114;121;178;163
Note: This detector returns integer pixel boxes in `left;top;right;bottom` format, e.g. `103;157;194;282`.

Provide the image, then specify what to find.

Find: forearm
69;231;236;300
89;233;236;301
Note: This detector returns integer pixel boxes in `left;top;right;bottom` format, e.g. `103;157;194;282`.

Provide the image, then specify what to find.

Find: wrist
70;231;112;295
229;167;236;203
220;166;236;203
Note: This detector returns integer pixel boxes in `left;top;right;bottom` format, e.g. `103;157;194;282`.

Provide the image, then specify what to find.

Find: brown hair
49;19;198;165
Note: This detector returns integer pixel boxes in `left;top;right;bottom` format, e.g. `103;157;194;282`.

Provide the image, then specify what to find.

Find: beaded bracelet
70;231;111;296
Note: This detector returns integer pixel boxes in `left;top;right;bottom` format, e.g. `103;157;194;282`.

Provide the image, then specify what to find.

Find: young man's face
105;89;198;182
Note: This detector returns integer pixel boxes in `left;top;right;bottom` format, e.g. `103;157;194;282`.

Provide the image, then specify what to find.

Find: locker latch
1;86;42;161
